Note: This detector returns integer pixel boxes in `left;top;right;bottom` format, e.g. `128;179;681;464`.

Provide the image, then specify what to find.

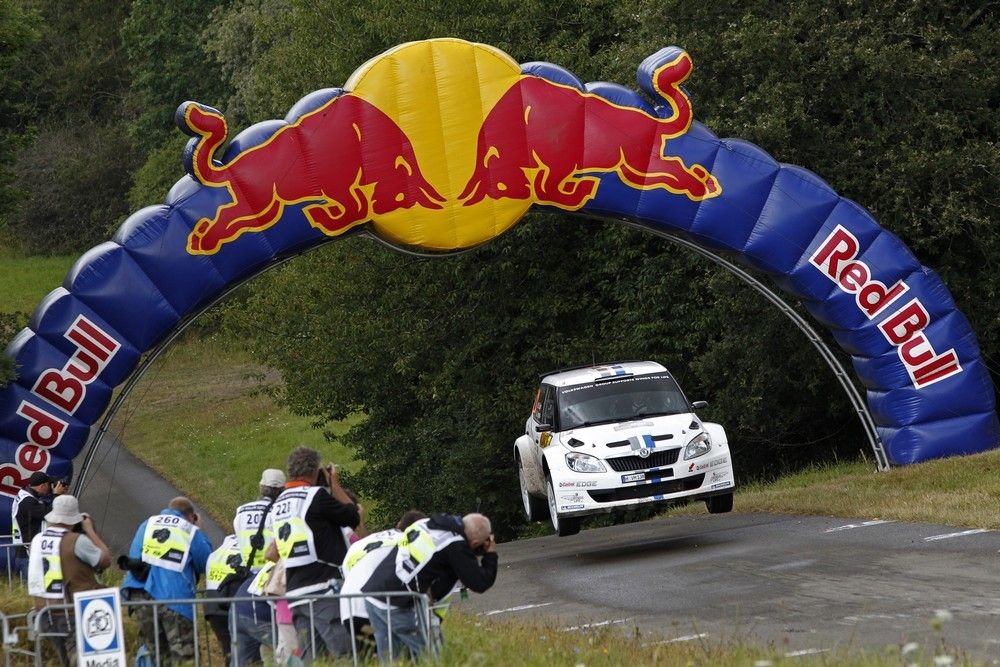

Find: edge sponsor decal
690;456;728;472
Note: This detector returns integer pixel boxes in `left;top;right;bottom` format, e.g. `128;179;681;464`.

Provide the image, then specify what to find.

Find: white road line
785;648;830;657
561;618;631;631
479;602;554;616
924;528;991;542
647;633;709;645
825;519;894;533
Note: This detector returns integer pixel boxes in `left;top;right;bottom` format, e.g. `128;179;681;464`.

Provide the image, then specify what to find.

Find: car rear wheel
705;492;734;514
519;457;548;522
546;476;581;537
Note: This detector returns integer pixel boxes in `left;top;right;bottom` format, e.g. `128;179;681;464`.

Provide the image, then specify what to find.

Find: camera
117;555;151;582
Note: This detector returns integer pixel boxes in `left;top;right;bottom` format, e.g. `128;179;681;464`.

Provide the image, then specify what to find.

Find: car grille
605;448;680;472
606;434;674;448
588;474;704;503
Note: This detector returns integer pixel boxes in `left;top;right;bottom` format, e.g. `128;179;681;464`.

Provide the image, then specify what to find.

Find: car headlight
683;432;712;460
565;452;607;473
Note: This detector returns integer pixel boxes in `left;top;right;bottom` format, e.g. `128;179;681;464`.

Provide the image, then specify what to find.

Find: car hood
555;413;701;455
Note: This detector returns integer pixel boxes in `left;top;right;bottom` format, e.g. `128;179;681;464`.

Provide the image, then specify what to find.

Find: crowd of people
12;446;499;665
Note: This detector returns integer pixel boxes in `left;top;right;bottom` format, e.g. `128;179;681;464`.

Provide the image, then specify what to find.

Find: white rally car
515;361;735;536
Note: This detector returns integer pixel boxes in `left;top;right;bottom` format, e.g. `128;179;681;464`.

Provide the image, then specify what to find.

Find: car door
528;384;556;472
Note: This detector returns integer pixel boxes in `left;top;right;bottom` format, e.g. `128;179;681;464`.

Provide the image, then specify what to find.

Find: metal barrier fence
2;589;435;666
0;540;19;583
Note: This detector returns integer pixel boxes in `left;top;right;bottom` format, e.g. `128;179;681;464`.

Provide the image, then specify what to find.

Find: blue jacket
122;508;213;620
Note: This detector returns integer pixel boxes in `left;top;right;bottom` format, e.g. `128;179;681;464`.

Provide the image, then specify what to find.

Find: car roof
540;361;668;387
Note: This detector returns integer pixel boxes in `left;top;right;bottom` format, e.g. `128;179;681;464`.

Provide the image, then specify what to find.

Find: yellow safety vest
394;520;464;586
343;529;402;574
27;527;68;599
233;499;274;571
271;487;320;568
141;513;198;573
205;535;242;591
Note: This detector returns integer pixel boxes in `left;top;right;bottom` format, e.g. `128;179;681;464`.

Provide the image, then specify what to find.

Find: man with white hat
27;494;111;666
233;468;286;573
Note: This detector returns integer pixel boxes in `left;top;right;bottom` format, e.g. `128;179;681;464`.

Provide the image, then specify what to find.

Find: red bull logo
181;95;445;255
180;39;720;255
459;52;720;210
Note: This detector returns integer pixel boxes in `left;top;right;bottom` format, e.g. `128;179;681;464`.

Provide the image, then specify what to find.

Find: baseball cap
28;472;53;486
259;468;286;488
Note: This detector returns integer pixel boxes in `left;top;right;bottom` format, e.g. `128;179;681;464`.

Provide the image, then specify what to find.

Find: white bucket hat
45;494;85;525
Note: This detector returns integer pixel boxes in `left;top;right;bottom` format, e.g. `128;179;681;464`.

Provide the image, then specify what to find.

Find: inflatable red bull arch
2;38;997;534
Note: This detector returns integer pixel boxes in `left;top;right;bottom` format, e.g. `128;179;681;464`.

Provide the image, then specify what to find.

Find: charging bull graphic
179;95;446;254
459;51;720;209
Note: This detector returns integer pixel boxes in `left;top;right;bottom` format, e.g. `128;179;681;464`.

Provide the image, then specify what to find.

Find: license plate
621;472;645;483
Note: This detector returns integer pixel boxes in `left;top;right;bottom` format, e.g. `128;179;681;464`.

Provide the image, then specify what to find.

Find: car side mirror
691;401;708;410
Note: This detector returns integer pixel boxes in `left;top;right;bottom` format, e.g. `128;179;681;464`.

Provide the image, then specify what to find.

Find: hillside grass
0;250;76;314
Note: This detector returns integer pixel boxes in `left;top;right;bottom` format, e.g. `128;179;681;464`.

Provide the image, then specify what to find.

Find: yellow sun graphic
347;38;530;251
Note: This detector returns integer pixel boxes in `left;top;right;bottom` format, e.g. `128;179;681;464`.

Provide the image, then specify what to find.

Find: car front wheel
705;492;734;514
546;476;581;537
519;457;549;522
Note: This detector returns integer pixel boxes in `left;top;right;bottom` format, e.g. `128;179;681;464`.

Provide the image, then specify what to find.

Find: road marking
644;633;709;646
924;528;991;542
561;618;631;631
825;519;894;533
764;559;816;571
785;648;829;657
480;602;554;616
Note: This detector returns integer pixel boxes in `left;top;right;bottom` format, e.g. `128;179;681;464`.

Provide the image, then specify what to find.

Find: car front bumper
549;452;735;517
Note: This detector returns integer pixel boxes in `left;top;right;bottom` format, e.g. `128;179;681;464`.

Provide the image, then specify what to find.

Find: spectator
27;495;111;666
339;510;426;656
361;513;498;661
121;497;213;665
203;534;243;663
266;446;359;661
234;468;285;572
12;472;54;579
232;562;277;665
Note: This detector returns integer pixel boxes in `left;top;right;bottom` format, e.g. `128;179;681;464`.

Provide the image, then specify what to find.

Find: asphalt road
458;512;1000;662
74;434;226;557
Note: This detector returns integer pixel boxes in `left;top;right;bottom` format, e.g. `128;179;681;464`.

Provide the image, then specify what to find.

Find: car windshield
556;373;690;430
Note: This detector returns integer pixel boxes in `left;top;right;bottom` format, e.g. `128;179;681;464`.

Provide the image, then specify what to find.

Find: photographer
27;495;111;666
361;512;498;661
267;446;360;660
121;497;212;665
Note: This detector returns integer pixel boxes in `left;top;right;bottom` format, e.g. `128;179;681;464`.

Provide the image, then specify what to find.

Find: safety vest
247;560;276;596
26;527;68;599
233;499;275;571
271;487;321;568
394;519;464;587
140;513;198;573
205;535;242;592
343;528;402;574
10;488;31;545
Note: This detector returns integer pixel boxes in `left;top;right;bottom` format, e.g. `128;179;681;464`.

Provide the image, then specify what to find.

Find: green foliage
127;136;190;209
0;1;42;227
121;0;231;152
6;119;141;254
2;0;137;254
